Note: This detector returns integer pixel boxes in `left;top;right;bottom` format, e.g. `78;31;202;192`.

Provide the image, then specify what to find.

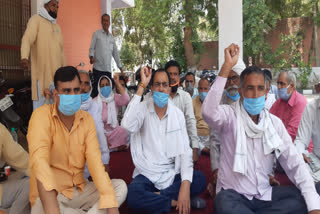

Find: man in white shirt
203;43;320;214
89;14;123;98
78;70;128;207
122;67;206;214
165;60;200;162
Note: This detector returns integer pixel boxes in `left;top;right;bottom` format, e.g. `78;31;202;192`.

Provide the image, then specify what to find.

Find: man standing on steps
21;0;66;110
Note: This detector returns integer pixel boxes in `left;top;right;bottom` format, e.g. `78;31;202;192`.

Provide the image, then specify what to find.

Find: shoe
190;196;206;209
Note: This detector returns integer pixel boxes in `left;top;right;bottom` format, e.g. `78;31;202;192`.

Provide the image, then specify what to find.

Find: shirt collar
147;97;169;118
288;90;297;107
101;29;110;35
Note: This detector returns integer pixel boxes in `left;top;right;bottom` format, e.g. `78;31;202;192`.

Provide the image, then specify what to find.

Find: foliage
264;31;312;88
243;0;280;64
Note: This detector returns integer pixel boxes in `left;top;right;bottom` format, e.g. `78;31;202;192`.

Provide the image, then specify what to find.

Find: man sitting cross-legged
202;44;320;214
122;67;206;214
27;66;119;214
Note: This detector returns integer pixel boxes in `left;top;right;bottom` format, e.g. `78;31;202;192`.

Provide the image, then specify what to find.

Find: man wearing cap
207;58;246;197
21;0;66;110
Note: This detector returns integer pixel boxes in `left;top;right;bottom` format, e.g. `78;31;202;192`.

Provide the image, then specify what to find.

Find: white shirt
170;88;199;149
81;98;110;178
295;97;320;157
122;95;193;189
265;93;276;111
89;29;122;72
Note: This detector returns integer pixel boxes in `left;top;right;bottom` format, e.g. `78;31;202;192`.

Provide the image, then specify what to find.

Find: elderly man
207;58;246;197
202;44;320;214
89;14;123;98
78;70;128;206
28;66;119;214
270;71;308;142
165;60;200;162
122;67;206;214
192;78;210;154
21;0;66;110
185;72;199;99
295;78;320;184
0;124;30;214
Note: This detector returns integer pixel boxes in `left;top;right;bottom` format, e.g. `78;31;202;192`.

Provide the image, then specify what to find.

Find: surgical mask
185;83;194;93
243;95;265;116
81;92;91;102
101;86;111;98
58;94;81;116
278;85;291;101
227;91;240;101
152;91;169;108
199;92;208;102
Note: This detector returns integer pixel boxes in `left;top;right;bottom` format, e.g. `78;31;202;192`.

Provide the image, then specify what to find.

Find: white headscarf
97;76;117;128
232;58;246;76
80;72;93;112
38;0;58;24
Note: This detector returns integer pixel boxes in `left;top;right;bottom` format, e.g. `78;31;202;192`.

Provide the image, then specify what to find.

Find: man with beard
165;60;200;163
21;0;66;110
207;58;246;197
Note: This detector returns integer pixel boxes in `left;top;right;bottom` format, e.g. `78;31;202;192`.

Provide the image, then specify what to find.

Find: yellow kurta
21;15;66;100
0;124;29;206
193;96;210;136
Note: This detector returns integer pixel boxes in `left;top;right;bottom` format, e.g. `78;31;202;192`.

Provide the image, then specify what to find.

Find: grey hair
78;70;89;77
279;71;296;87
239;66;268;89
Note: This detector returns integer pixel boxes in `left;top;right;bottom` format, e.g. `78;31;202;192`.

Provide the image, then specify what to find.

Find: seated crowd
1;44;320;214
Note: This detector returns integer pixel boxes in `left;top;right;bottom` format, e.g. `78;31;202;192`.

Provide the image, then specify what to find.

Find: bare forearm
37;179;59;214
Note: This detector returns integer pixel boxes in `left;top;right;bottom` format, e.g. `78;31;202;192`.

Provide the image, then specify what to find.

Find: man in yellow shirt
27;66;119;214
0;124;30;214
21;0;66;110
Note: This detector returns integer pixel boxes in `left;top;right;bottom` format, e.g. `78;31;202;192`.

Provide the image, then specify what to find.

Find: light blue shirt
89;29;122;72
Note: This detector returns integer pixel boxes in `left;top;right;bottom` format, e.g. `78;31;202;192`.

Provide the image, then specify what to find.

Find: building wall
57;0;101;71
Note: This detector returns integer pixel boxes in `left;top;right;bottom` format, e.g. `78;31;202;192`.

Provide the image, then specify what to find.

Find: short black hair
263;69;272;83
165;60;181;75
54;66;80;89
185;72;195;81
150;68;171;86
101;14;110;21
240;66;266;88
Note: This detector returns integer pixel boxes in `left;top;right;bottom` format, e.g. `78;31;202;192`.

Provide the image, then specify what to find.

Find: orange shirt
27;104;118;209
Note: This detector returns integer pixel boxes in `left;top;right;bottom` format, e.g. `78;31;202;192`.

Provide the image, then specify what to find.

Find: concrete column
101;0;112;30
31;0;42;16
218;0;243;69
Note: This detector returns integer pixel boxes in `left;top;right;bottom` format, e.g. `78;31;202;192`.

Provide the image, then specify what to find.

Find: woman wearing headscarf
94;75;130;151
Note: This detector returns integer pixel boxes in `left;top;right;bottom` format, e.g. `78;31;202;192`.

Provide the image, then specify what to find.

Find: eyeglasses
227;75;239;83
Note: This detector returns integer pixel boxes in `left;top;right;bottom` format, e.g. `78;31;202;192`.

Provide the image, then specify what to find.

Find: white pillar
31;0;42;15
101;0;112;30
218;0;243;69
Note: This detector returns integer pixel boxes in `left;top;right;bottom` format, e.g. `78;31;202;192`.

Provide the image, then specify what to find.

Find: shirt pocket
69;133;86;169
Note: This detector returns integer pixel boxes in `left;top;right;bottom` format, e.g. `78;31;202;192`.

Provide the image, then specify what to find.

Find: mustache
226;85;239;91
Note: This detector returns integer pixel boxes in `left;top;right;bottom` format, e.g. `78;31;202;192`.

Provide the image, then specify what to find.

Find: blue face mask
58;94;81;116
81;92;91;102
227;91;240;101
278;85;291;101
152;91;169;108
243;95;266;116
199;92;208;102
101;86;111;98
